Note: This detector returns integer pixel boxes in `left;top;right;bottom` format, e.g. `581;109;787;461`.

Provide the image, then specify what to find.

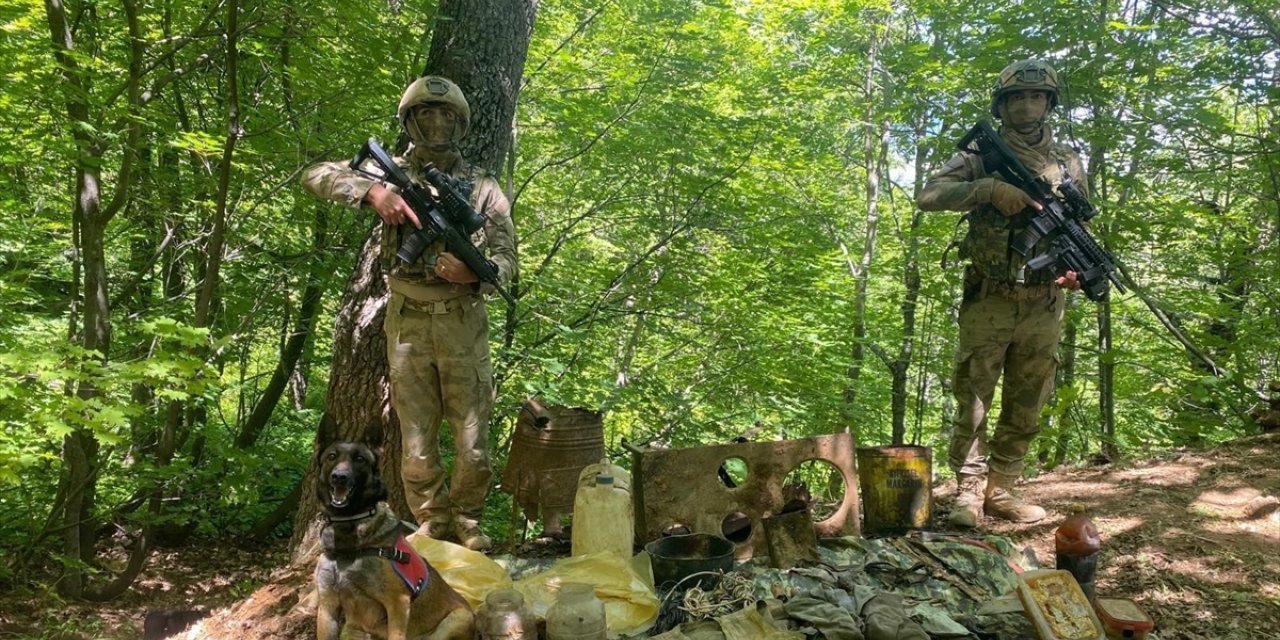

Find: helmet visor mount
425;77;452;96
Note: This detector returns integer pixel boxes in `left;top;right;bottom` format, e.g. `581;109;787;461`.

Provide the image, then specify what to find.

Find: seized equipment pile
494;413;1154;639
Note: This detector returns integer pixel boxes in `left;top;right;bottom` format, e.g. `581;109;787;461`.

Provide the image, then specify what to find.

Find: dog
314;441;475;640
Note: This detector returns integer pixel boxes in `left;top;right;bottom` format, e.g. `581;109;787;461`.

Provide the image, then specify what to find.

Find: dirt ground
977;432;1280;640
1;433;1275;639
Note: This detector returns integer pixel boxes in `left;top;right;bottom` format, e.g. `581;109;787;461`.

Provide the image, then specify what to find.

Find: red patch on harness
389;535;429;599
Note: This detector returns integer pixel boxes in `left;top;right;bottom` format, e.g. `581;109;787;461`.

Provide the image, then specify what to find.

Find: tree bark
425;0;538;174
1098;300;1117;459
289;230;395;559
1051;308;1077;468
43;0;123;599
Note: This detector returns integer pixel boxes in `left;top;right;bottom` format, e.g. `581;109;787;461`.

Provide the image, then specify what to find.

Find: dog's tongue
330;484;351;508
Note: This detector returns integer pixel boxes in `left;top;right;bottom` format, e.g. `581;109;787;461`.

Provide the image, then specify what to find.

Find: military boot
412;519;452;541
948;475;985;528
454;519;492;552
984;474;1046;523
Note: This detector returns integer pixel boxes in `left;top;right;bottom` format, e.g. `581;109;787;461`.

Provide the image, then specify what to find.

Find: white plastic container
577;458;631;493
546;582;607;640
570;463;634;558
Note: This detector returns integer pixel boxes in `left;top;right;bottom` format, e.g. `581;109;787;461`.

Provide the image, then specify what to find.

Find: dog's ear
367;442;386;468
314;443;332;506
358;441;388;503
315;440;334;468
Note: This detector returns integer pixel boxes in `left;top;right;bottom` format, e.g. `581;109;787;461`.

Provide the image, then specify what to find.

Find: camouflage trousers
948;281;1064;480
385;282;495;527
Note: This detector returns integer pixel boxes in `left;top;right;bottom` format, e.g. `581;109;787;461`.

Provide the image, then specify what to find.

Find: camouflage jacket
918;126;1088;284
301;148;518;293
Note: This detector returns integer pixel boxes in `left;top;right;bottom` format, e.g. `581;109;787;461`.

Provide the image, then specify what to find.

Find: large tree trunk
289;0;539;562
426;0;538;173
289;230;397;559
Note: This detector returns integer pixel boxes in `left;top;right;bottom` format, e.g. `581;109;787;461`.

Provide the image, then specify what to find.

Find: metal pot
644;533;735;589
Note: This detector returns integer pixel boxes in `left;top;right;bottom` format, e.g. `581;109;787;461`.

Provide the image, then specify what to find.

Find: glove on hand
975;178;1037;217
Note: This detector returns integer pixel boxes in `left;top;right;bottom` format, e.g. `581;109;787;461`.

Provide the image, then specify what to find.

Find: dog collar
324;507;378;524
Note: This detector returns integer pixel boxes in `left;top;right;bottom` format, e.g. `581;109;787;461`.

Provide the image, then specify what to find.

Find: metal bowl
644;533;735;589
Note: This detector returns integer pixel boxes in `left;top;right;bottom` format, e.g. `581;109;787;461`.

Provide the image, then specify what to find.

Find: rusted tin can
855;445;932;535
500;404;604;518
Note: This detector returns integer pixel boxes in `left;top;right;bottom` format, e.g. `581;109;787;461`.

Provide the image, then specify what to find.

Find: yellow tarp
408;535;514;608
513;551;660;639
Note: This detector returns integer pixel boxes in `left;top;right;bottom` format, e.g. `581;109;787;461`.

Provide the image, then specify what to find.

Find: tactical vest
380;162;491;283
959;143;1080;284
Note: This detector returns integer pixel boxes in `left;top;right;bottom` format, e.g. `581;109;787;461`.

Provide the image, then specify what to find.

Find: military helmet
397;76;471;140
989;60;1060;118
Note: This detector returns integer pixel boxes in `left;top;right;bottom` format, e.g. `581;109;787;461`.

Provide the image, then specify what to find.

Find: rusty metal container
855;445;932;536
501;404;604;519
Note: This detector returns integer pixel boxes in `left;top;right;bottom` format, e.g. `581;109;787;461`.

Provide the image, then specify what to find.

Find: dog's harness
324;511;430;600
386;536;429;599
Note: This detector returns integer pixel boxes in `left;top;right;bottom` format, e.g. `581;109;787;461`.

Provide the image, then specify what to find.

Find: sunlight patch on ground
1142;581;1204;608
1201;519;1280;545
137;577;176;591
1195;486;1265;508
1092;515;1144;538
1110;461;1205;487
1025;479;1120;504
1148;530;1253;585
1192;486;1280;535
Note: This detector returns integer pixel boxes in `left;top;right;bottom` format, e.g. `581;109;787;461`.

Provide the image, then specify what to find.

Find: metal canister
855;445;932;536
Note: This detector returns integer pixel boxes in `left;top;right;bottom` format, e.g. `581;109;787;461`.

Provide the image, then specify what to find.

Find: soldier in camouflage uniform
918;60;1085;527
302;76;517;551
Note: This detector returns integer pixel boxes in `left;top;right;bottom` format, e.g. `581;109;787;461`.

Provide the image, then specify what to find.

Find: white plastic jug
571;463;634;558
576;458;631;493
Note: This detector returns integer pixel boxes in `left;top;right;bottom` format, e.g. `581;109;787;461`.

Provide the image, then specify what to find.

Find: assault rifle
958;120;1125;302
349;138;515;307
